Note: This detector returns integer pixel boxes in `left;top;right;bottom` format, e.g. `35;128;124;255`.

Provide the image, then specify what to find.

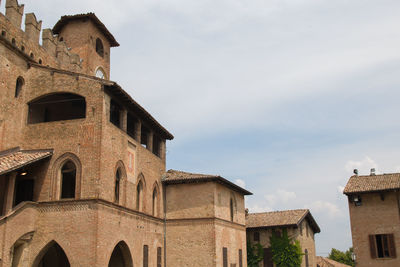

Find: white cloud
337;186;345;194
234;179;246;188
247;204;273;213
306;201;343;219
345;156;379;175
264;189;297;207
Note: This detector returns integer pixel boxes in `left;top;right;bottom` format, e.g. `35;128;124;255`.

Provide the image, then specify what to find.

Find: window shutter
389;234;397;258
143;245;149;267
238;249;242;267
223;247;228;267
369;235;377;259
157;247;162;267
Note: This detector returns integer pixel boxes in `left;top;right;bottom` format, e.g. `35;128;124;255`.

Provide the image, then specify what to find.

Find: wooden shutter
223;247;228;267
388;234;397;258
369;235;377;259
157;247;162;267
143;245;148;267
263;248;274;267
238;249;242;267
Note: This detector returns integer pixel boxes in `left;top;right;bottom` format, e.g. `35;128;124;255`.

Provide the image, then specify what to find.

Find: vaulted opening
15;76;24;98
96;38;104;57
60;161;76;199
110;99;122;128
36;242;70;267
127;113;138;140
115;169;121;203
152;187;158;216
28;93;86;124
136;180;143;211
108;241;133;267
14;174;34;207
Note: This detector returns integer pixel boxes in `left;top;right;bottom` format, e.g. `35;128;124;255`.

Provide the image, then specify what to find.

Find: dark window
96;38;104;57
254;232;260;242
157;247;162;267
230;198;234;222
61;161;76;199
30;53;34;58
152;135;161;157
14;176;34;207
21;45;25;52
38;242;70;267
370;234;397;259
1;30;5;36
141;125;150;149
59;37;64;42
305;249;309;267
263;248;273;267
143;245;148;267
136;181;143;211
11;38;16;45
152;187;158;216
127;113;138;139
238;249;243;267
15;76;24;98
115;169;121;203
28;93;86;124
223;247;228;267
110;100;122;128
38;59;42;65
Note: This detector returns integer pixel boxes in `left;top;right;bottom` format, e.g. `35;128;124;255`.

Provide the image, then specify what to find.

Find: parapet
0;0;82;72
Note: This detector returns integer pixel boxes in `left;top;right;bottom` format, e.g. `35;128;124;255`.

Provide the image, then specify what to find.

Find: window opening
1;30;5;36
110;100;122;128
30;53;34;58
61;161;76;199
115;169;121;203
152;187;158;216
143;245;149;267
95;67;105;79
239;249;243;267
230;198;234;222
28;93;86;124
21;45;25;52
13;175;34;207
305;249;309;267
369;234;396;259
152;135;161;157
127;113;137;139
11;38;16;45
263;248;274;267
157;247;162;267
96;38;104;57
136;181;143;211
223;247;228;267
37;242;70;267
15;76;24;98
140;125;149;149
38;59;42;65
254;232;260;242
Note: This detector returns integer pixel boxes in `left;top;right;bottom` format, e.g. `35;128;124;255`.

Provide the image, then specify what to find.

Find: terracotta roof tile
316;256;352;267
0;147;53;175
343;173;400;194
162;169;252;195
246;209;321;233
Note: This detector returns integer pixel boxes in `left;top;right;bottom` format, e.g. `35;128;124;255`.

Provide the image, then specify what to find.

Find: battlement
0;0;82;72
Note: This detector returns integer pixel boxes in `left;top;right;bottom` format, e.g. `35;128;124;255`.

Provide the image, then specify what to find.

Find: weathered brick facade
0;1;250;266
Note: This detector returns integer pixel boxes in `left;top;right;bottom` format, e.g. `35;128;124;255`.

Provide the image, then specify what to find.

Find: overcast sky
6;0;400;255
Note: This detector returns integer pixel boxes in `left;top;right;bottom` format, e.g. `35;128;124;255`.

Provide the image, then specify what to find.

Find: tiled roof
162;170;252;195
316;256;352;267
343;173;400;194
246;209;321;233
0;147;53;175
53;13;119;47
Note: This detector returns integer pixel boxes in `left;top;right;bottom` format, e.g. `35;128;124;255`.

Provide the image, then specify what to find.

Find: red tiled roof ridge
344;172;400;194
248;208;309;216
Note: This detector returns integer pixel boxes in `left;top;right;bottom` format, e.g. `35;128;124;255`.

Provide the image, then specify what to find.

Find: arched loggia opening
33;241;70;267
108;241;133;267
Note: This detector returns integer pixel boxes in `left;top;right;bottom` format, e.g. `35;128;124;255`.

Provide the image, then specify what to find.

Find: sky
4;0;400;256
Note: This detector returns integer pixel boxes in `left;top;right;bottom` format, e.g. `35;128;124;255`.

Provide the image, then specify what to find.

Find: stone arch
51;153;82;200
10;231;35;267
95;66;106;79
114;161;127;205
108;241;133;267
151;181;160;217
32;240;70;267
136;173;146;212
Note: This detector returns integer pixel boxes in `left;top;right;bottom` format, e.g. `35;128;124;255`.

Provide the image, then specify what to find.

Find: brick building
246;209;320;267
344;171;400;266
0;0;251;266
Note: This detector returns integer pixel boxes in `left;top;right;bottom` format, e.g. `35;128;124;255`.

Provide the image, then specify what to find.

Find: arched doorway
35;241;70;267
108;241;133;267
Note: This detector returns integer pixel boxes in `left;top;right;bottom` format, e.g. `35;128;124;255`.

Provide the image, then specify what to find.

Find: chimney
5;0;24;28
245;208;249;217
370;168;376;176
25;13;42;43
353;169;358;175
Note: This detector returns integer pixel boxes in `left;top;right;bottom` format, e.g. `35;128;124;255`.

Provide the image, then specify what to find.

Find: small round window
95;68;105;79
96;38;104;57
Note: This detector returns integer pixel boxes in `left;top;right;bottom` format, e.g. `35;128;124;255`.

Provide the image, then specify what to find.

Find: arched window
136;181;143;211
33;241;70;267
96;38;104;57
61;161;76;199
95;67;106;79
152;187;158;216
108;241;133;267
15;76;24;98
28;93;86;124
115;169;121;203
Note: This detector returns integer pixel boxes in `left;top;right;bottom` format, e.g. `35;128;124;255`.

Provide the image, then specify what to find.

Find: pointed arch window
230;198;234;222
96;38;104;57
115;169;121;203
61;161;76;199
137;180;143;211
152;187;158;216
15;76;24;98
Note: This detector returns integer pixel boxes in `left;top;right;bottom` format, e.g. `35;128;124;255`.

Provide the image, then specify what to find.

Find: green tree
328;247;355;267
247;240;264;267
269;229;303;267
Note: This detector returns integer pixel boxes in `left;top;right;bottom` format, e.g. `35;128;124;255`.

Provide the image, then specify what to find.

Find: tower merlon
25;13;42;43
42;28;57;57
5;0;24;28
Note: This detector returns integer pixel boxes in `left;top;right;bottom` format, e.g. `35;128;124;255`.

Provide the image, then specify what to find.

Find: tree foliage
247;240;264;267
328;247;355;267
269;229;303;267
